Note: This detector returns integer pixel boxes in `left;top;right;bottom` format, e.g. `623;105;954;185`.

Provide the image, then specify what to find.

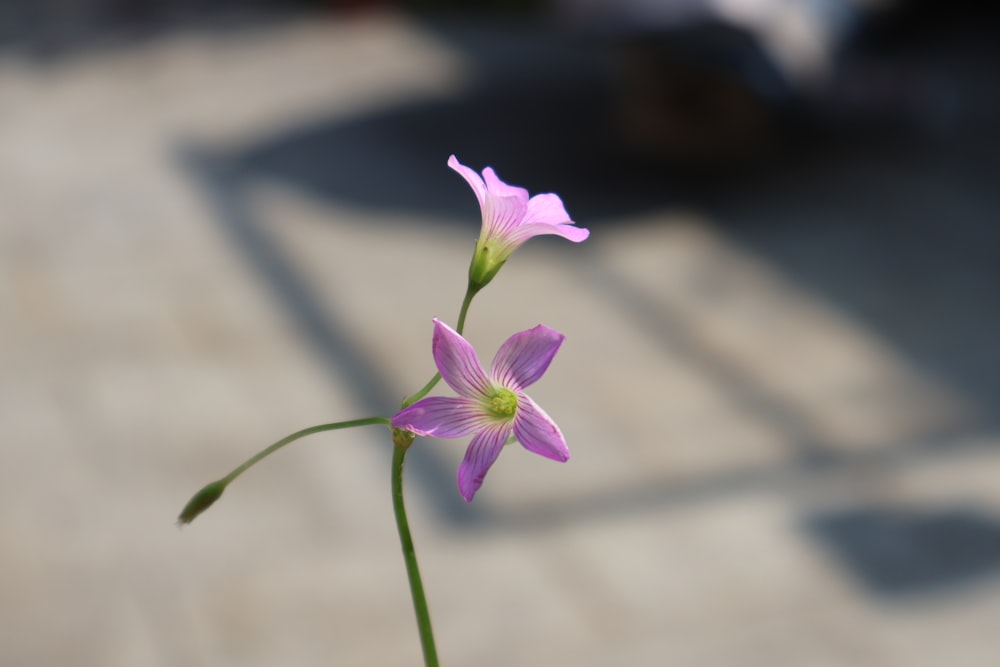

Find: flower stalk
391;428;439;667
178;417;391;525
401;281;480;409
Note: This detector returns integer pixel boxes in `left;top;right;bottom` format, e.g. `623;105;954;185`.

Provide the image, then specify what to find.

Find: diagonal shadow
233;74;678;225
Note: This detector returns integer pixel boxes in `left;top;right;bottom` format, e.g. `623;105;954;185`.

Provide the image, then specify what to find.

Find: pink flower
392;319;570;502
448;155;589;289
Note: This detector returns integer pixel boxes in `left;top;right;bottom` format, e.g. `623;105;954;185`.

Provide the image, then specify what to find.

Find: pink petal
447;155;486;209
491;324;565;390
457;423;512;502
432;319;490;398
509;221;590;246
482;166;529;202
523;193;572;226
513;396;570;462
483;193;529;241
511;194;589;244
391;396;488;438
558;222;590;242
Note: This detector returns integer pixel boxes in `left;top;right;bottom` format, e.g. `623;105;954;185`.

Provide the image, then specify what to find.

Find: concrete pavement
2;9;999;666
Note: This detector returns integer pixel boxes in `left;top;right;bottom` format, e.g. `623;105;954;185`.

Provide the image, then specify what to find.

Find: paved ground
2;8;1000;666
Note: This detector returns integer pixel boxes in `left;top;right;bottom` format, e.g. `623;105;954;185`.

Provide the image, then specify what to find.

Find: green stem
401;283;480;408
178;417;391;524
455;283;478;334
390;279;482;661
392;437;439;667
222;417;391;485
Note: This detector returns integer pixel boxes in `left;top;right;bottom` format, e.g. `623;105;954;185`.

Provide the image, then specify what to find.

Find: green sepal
467;240;508;290
392;427;416;450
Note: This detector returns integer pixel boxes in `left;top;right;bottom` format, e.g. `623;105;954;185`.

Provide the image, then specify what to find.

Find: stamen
487;388;518;418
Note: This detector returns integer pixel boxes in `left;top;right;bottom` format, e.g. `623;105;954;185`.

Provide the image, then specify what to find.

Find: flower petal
515;221;592;245
523;193;572;226
513;395;570;462
482;166;529;202
391;396;488;438
457;423;512;502
432;318;490;398
447;155;486;209
491;324;565;390
503;194;587;244
483;193;529;242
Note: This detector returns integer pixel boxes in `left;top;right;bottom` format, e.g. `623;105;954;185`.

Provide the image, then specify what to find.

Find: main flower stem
391;432;439;666
401;283;480;408
391;278;483;663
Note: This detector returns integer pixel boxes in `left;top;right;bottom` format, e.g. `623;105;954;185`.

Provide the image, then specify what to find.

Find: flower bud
177;479;227;525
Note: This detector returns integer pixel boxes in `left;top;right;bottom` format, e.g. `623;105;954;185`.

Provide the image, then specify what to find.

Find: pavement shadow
232;28;683;224
805;506;1000;599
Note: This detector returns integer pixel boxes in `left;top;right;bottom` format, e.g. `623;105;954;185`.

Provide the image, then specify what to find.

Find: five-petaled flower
449;155;589;289
392;318;570;502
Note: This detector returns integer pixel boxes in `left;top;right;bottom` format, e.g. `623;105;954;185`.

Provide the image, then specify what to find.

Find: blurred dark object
610;23;783;164
806;507;1000;598
555;0;999;164
4;0;996;170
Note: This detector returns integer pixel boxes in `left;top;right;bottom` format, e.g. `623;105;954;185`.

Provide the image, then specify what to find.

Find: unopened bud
177;479;227;526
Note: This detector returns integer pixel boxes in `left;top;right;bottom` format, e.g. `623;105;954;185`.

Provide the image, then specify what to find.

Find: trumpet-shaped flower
392;319;570;502
449;155;589;289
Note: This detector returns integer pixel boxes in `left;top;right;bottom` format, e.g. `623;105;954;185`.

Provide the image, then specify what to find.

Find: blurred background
2;0;999;665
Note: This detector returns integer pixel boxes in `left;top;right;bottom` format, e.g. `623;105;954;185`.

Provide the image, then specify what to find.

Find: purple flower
448;155;589;289
392;318;571;502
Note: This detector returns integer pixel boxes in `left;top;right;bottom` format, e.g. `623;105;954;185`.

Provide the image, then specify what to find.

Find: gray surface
2;10;999;666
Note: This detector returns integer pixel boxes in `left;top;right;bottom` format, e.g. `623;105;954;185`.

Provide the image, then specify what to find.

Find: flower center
487;388;518;419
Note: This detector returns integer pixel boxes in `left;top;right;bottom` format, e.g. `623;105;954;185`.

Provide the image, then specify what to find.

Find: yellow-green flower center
487;387;518;419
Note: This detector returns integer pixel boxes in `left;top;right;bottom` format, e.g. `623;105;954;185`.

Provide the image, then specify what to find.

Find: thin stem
389;277;481;663
392;439;439;667
222;417;391;486
178;417;391;524
455;283;478;334
401;283;480;408
401;373;442;410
